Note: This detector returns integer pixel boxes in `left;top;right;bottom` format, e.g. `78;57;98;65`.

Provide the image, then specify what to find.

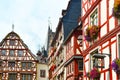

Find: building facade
81;0;120;80
36;48;48;80
0;31;37;80
64;25;83;80
48;0;81;80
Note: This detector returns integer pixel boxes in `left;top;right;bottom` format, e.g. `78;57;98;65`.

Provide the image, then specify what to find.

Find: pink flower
90;68;100;79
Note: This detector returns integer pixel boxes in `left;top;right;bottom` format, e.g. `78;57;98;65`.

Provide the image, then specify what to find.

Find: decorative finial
48;17;52;28
12;24;14;32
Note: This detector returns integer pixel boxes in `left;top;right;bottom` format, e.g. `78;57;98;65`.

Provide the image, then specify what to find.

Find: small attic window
9;40;15;46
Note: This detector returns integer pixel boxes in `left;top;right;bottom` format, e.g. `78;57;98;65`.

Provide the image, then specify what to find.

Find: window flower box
112;0;120;19
111;59;120;74
85;25;100;42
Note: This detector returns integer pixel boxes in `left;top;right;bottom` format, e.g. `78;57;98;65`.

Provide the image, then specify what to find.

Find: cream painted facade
37;63;48;80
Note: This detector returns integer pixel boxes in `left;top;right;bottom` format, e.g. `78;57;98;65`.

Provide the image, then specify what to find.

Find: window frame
40;70;46;78
9;50;15;56
18;50;23;56
8;61;15;67
8;73;17;80
21;74;32;80
90;8;98;26
1;50;6;56
78;59;83;70
21;62;32;69
9;40;15;46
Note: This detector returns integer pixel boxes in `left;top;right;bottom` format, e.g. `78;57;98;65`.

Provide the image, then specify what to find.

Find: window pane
78;59;83;70
18;50;23;56
22;62;26;69
9;40;15;46
40;70;45;77
1;50;6;56
28;62;32;69
90;9;98;25
8;73;16;80
9;50;14;56
21;74;32;80
8;62;15;67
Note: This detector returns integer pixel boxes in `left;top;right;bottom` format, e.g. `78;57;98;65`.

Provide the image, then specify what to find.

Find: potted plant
90;68;100;80
85;25;100;42
111;59;120;73
112;0;120;18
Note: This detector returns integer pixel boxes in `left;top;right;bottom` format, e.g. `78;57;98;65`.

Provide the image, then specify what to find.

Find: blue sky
0;0;69;54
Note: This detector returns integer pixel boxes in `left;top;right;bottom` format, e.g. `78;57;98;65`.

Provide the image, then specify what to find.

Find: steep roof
0;31;37;60
62;0;81;41
50;0;81;47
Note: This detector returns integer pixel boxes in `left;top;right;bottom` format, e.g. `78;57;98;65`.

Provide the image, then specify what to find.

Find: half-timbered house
81;0;120;80
0;31;37;80
48;0;81;80
64;25;83;80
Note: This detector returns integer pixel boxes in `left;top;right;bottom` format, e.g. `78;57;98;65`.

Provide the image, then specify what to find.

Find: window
9;50;14;56
9;40;15;46
8;62;15;67
18;50;23;56
1;50;6;56
8;73;17;80
21;62;32;69
40;70;46;77
90;9;98;25
28;62;32;69
78;59;83;70
90;49;99;68
21;74;32;80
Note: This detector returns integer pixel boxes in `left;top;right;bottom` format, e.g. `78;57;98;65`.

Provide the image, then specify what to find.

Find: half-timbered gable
81;0;120;80
64;25;83;80
0;31;37;80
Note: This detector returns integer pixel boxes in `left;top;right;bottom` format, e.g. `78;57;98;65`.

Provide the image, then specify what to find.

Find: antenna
12;24;14;32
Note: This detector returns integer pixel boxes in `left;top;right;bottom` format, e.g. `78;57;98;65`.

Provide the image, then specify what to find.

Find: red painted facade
81;0;120;80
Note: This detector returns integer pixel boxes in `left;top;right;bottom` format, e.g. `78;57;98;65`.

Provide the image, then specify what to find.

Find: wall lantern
93;53;110;68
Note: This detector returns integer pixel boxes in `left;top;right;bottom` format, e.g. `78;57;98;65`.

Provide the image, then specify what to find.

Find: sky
0;0;69;54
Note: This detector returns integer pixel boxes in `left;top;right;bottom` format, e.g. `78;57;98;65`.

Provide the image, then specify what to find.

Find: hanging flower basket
112;0;120;18
85;25;100;42
111;59;120;74
90;68;100;80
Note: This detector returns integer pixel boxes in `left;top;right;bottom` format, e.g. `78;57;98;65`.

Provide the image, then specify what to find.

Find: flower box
112;0;120;18
111;59;120;74
85;25;100;42
90;68;100;80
